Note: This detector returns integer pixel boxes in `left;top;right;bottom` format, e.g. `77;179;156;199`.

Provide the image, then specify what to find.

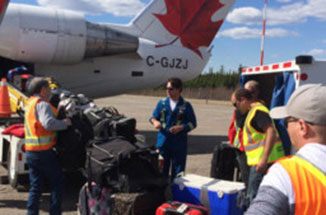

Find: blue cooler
172;174;245;215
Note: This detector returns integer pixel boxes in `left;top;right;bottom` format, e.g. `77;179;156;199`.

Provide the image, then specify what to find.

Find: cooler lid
174;174;245;194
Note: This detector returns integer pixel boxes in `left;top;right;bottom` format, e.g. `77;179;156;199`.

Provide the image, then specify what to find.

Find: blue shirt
151;97;197;149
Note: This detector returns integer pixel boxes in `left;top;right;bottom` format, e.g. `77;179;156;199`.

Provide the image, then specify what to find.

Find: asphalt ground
0;95;233;214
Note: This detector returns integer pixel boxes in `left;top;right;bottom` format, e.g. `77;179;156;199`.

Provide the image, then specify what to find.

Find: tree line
184;66;240;90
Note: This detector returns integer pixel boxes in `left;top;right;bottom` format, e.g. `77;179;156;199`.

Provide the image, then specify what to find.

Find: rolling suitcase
210;142;239;181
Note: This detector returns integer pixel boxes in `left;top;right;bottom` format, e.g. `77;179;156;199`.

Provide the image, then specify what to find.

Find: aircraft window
132;71;143;77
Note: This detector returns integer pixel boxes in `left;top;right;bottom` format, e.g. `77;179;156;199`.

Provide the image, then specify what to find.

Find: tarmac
0;94;233;214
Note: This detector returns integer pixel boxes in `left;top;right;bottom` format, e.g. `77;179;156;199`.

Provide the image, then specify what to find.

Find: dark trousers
26;150;64;215
160;145;187;180
246;166;264;206
235;149;250;188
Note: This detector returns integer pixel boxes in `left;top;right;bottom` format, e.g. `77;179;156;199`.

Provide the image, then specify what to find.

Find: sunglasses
166;87;175;91
285;117;298;128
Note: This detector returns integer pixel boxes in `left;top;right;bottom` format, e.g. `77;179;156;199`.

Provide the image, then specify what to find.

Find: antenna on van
260;0;268;65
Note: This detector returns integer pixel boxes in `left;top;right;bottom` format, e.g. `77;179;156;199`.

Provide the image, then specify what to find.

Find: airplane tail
0;0;10;24
131;0;235;57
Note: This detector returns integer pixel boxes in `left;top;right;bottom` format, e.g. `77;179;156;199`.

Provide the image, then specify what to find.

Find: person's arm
246;163;294;215
36;101;70;131
256;125;276;173
183;102;197;132
245;186;291;215
150;117;162;130
251;110;275;173
149;100;163;130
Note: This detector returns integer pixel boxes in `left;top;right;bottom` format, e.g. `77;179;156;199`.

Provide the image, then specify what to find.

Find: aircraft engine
0;4;139;64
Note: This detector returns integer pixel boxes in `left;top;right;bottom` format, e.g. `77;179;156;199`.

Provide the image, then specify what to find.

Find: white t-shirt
260;143;326;205
170;99;177;111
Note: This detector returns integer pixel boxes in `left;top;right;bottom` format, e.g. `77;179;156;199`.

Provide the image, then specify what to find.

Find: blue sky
11;0;326;73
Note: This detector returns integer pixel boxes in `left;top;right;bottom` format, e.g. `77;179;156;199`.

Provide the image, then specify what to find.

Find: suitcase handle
167;201;209;215
92;143;115;158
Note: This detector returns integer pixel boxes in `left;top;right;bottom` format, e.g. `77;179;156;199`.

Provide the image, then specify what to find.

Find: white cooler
172;174;245;215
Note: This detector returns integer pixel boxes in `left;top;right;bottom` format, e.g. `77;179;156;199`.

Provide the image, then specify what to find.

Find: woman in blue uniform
150;77;197;180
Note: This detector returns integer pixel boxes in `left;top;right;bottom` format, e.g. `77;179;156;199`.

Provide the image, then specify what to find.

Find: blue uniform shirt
152;96;197;149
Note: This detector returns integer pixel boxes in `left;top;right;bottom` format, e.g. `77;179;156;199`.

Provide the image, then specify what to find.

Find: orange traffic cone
0;78;12;118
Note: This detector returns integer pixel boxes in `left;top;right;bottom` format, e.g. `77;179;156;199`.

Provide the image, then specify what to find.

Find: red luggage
156;201;208;215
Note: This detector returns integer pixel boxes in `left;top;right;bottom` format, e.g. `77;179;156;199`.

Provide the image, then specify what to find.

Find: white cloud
219;27;298;39
227;0;326;26
306;48;326;56
226;7;261;25
37;0;145;17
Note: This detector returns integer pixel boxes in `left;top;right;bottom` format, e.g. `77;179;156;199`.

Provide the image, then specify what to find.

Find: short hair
167;77;183;90
235;88;253;101
27;77;49;96
244;80;260;99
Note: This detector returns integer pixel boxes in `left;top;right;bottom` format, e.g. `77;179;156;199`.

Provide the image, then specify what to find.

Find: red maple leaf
154;0;225;58
0;0;9;19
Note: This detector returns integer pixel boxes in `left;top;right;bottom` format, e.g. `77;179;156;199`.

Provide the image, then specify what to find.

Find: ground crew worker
228;80;260;187
234;88;284;206
229;92;249;187
150;77;197;180
244;80;260;101
246;84;326;215
25;77;71;215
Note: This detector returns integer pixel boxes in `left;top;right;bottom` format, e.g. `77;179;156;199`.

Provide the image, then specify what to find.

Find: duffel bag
86;138;167;192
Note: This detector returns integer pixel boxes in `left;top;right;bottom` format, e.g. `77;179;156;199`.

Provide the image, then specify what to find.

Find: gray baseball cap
270;84;326;125
26;77;49;96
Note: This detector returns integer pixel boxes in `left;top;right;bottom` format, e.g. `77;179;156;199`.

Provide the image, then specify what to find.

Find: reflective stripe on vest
24;97;58;151
233;120;241;149
243;102;284;166
279;156;326;214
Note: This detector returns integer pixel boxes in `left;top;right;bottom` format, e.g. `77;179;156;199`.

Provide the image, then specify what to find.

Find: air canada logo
154;0;225;58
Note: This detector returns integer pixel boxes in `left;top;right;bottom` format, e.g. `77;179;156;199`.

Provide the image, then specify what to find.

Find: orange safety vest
24;96;58;151
278;156;326;215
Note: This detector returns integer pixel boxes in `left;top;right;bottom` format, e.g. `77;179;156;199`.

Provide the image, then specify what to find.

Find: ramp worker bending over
150;77;197;180
247;84;326;215
25;77;71;215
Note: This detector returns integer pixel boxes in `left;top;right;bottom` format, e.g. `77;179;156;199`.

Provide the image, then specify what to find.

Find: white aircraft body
0;0;235;98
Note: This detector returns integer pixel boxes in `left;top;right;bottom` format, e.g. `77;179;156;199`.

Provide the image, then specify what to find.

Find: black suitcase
210;142;239;181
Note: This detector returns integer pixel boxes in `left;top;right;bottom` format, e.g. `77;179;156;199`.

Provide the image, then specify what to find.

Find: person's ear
298;119;309;137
